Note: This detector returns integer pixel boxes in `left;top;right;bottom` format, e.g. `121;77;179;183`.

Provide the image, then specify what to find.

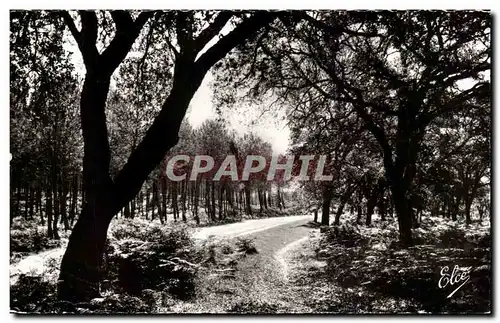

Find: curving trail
186;215;316;313
192;215;311;240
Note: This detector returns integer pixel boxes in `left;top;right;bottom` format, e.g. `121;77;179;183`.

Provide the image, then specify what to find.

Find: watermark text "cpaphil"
163;155;334;182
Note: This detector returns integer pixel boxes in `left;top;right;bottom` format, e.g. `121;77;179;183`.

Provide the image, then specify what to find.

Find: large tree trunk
58;198;114;302
390;184;413;247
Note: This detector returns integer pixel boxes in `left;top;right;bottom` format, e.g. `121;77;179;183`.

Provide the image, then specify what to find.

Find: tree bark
321;187;333;226
390;183;413;247
334;186;353;225
244;183;252;216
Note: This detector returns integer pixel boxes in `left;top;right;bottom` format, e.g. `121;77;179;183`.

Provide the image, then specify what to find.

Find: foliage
10;274;57;313
235;237;258;255
105;219;197;300
10;219;61;254
292;214;491;314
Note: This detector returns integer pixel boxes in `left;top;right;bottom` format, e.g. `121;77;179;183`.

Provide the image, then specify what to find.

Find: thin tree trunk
334;187;353;225
321;187;333;226
46;188;53;239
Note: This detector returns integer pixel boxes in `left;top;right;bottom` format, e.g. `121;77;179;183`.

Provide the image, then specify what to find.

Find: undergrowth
288;215;491;314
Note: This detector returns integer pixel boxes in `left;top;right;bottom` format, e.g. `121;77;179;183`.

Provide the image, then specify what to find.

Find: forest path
10;242;67;285
193;215;311;240
183;215;316;313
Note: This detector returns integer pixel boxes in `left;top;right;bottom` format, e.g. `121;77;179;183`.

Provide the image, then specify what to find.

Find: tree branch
195;11;276;75
100;10;155;76
61;11;81;43
193;11;234;53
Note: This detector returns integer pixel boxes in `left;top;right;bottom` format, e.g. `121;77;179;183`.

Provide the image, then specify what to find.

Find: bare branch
195;11;276;75
193;11;234;53
61;11;81;43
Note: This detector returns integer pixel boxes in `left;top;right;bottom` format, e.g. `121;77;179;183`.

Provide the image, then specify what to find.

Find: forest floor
10;213;491;314
285;215;492;314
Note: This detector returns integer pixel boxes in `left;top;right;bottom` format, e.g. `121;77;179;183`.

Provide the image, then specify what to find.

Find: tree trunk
124;202;131;219
181;180;187;222
267;187;272;207
334;187;353;225
46;188;53;239
257;187;263;213
391;185;413;247
172;181;179;222
366;195;377;227
378;196;386;221
161;180;168;224
58;199;113;302
210;181;216;221
60;179;70;231
218;184;223;220
321;187;333;226
244;183;252;216
465;197;472;225
356;190;363;224
69;176;78;227
194;181;200;224
28;186;35;220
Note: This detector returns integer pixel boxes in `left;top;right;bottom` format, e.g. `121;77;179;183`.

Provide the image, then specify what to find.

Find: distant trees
10;11;83;238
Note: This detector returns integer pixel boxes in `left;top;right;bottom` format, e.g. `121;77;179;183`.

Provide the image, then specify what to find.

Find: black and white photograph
8;6;492;315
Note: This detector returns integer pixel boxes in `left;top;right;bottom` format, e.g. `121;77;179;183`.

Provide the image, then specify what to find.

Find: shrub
92;294;150;314
10;274;57;312
439;227;467;248
10;224;57;253
235;237;258;254
105;221;197;300
322;224;369;247
466;232;491;248
229;299;280;313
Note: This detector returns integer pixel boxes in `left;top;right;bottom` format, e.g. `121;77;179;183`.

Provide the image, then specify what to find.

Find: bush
322;224;369;247
105;220;197;300
92;294;151;314
10;274;57;312
235;237;258;254
229;299;280;313
10;223;57;253
439;227;467;248
466;232;491;248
